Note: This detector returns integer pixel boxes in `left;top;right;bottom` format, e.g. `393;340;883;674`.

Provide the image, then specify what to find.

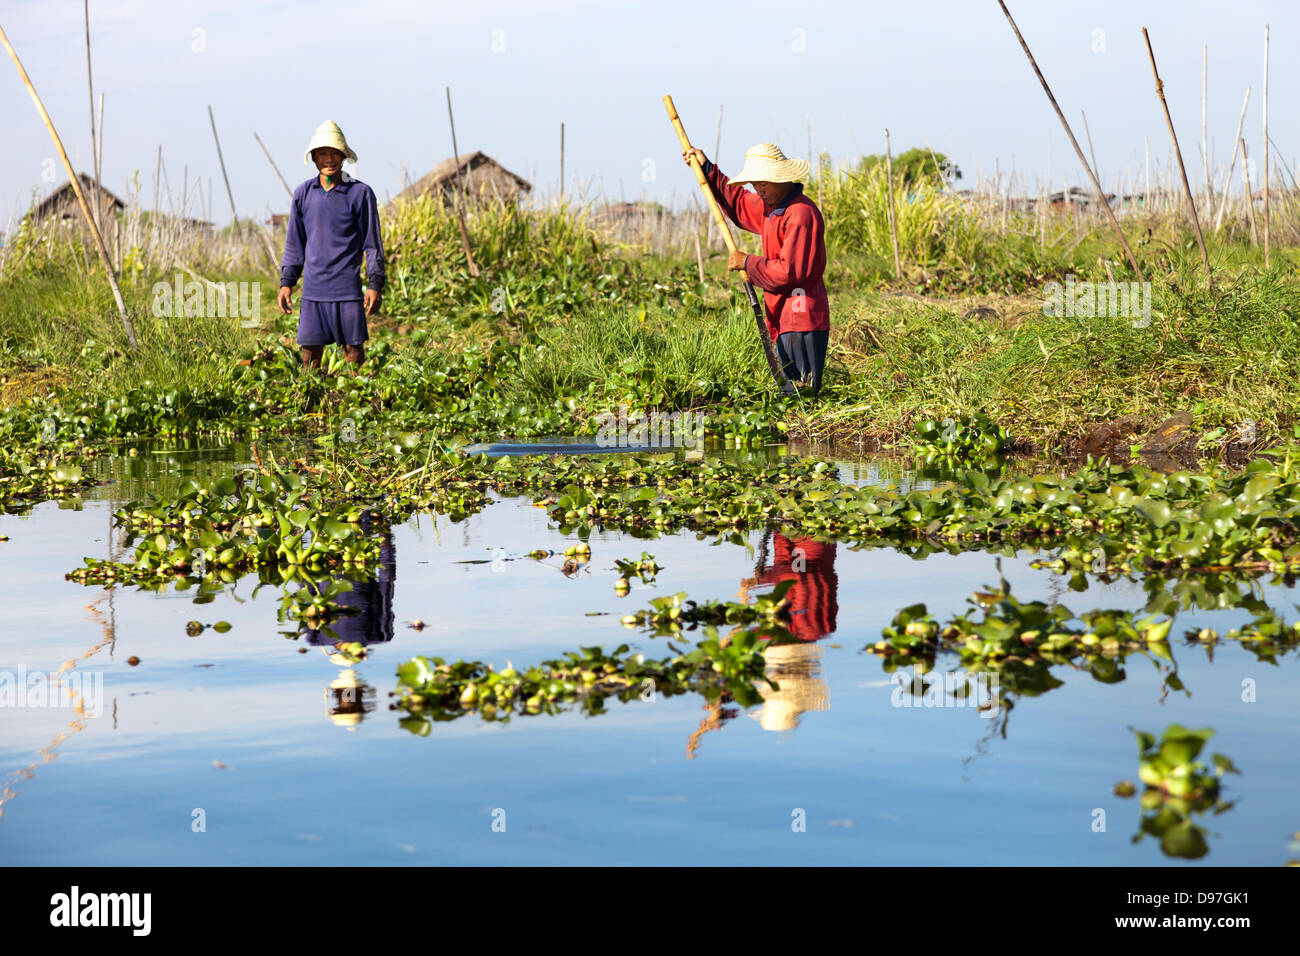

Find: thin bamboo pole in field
1;19;137;348
997;0;1141;274
207;105;237;223
1202;44;1213;201
1214;87;1250;231
1144;137;1150;208
559;121;565;200
444;86;480;277
1081;110;1101;185
884;128;901;278
1262;24;1270;268
714;104;723;162
83;0;99;232
253;131;292;199
1241;137;1258;244
1142;27;1212;285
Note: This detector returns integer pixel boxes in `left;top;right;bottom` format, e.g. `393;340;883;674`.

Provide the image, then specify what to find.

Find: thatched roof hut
33;172;125;223
395;151;531;205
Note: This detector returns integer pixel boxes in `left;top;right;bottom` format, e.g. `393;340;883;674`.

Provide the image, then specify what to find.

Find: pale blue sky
1;0;1293;226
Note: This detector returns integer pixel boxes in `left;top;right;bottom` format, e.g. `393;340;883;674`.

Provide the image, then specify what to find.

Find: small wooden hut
32;172;125;224
395;152;531;205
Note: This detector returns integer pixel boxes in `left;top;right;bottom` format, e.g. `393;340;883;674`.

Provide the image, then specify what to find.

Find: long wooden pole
444;86;480;277
1202;44;1212;201
996;0;1141;275
1214;87;1250;231
663;94;790;393
1142;27;1213;286
1;19;137;349
559;121;565;200
83;0;99;233
253;131;292;198
207;105;237;222
884;128;902;278
1262;24;1270;268
1240;137;1258;245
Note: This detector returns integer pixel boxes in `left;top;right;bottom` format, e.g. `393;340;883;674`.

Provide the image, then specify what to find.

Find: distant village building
1047;186;1113;212
394;151;532;205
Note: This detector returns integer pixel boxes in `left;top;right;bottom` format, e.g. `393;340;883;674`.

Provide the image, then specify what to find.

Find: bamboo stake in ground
1262;24;1270;268
253;131;292;199
1202;43;1212;202
83;0;99;233
559;121;565;200
444;87;480;277
207;105;238;222
663;94;790;393
884;128;902;278
996;0;1141;275
1240;137;1258;245
1214;87;1250;231
1142;27;1213;286
1;19;137;349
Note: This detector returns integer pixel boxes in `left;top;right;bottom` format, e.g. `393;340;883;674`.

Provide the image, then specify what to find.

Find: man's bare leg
344;343;365;367
301;345;324;370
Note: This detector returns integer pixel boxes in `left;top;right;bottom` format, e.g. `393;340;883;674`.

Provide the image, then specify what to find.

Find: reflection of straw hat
729;143;810;186
304;120;358;165
326;669;373;730
753;643;829;733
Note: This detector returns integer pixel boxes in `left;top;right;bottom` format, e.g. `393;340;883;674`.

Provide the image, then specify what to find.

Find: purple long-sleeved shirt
280;171;385;300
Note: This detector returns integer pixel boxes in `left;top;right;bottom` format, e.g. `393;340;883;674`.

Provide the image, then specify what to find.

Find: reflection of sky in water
0;446;1297;864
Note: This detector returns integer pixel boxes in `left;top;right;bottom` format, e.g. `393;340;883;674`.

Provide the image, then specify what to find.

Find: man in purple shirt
278;121;385;369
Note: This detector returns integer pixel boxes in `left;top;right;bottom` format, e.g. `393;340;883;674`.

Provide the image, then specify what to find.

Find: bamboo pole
714;104;723;162
83;0;99;233
0;19;137;349
1202;44;1212;201
996;0;1141;275
1214;87;1250;231
559;121;565;200
253;131;292;198
1241;137;1258;245
207;105;238;223
444;86;480;277
1141;27;1213;285
884;128;902;278
1081;109;1101;186
1262;24;1270;268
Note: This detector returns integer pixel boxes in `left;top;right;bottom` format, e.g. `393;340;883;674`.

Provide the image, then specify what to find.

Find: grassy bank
3;168;1300;456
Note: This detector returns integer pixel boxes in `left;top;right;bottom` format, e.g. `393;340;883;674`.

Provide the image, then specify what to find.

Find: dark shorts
298;299;368;347
776;329;830;395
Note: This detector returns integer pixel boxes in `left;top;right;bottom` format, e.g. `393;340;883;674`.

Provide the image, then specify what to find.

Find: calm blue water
1;446;1297;865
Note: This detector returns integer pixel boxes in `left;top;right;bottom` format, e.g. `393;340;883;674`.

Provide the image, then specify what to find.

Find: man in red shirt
683;143;831;394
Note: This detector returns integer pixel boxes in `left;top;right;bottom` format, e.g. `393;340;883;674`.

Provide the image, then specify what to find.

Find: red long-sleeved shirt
703;160;830;340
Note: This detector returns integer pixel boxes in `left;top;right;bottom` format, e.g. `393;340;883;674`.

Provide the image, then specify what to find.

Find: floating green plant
906;412;1010;464
1120;724;1240;860
393;633;772;731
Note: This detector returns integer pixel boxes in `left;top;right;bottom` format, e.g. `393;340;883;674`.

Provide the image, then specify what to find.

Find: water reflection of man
746;533;837;732
745;533;838;642
690;533;839;750
299;519;396;729
302;528;397;649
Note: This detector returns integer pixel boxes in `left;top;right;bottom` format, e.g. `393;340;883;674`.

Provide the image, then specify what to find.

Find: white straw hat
729;143;810;186
304;120;358;165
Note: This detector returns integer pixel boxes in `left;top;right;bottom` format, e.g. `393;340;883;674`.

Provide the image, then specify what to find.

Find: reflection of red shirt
754;535;838;642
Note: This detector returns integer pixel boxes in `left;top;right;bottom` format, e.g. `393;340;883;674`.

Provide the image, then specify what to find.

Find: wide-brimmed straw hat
304;120;358;165
729;143;810;186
